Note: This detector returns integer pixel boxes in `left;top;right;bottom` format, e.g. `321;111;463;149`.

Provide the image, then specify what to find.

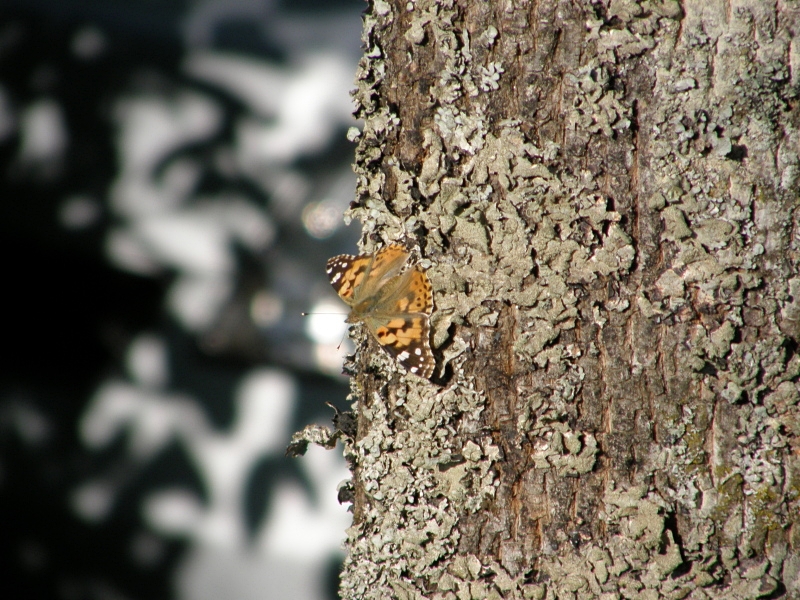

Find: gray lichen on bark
292;0;800;598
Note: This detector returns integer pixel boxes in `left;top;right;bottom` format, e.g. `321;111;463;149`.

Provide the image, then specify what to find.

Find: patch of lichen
710;472;744;526
681;428;707;469
748;486;784;533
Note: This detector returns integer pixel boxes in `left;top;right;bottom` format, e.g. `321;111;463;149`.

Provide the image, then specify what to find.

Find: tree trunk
322;0;800;598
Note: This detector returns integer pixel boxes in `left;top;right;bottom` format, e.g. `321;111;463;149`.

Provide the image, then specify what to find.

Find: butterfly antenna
337;327;348;351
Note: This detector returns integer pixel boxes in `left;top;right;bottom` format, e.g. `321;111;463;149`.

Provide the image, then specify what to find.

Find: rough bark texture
307;0;800;598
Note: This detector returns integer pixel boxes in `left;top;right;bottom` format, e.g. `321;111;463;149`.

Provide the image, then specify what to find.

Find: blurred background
0;0;364;598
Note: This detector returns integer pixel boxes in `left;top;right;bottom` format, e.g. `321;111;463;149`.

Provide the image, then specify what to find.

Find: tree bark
324;1;800;598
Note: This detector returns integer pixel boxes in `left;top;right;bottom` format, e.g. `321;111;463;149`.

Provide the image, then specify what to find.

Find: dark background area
0;1;363;598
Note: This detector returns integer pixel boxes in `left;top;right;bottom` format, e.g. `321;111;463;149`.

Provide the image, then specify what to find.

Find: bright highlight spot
302;198;342;239
304;300;347;344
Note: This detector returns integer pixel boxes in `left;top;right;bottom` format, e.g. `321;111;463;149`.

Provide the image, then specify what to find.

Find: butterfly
326;244;435;378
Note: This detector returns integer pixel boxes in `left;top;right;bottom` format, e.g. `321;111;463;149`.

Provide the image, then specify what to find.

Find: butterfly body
326;245;435;378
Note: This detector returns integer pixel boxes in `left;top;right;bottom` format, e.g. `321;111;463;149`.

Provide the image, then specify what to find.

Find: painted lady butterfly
326;245;435;379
